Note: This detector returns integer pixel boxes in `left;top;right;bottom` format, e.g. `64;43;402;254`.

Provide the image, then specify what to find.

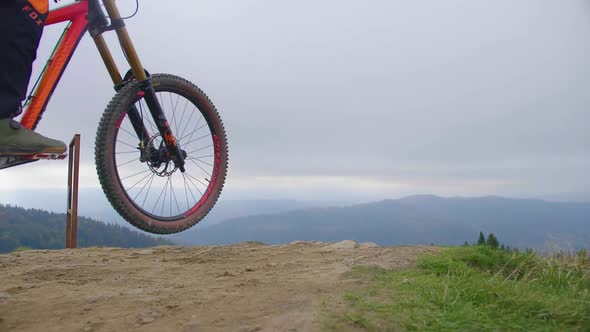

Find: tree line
466;231;532;254
0;204;174;253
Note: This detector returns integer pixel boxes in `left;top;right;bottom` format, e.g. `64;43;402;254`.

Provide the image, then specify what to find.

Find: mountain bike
0;0;229;234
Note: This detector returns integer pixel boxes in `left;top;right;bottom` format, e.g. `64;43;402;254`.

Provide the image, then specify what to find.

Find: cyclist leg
0;0;66;156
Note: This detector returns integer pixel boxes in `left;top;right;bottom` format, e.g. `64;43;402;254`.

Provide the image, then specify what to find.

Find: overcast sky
1;0;588;202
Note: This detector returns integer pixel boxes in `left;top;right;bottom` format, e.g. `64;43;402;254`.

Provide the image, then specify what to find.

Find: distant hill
196;199;345;227
0;204;174;253
537;192;590;203
180;195;590;250
0;188;343;231
172;199;345;244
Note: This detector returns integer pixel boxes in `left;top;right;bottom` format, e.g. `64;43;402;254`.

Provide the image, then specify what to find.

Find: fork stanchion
66;134;81;249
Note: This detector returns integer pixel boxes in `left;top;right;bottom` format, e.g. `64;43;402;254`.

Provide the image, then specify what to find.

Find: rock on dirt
0;241;438;332
326;240;358;250
0;292;12;303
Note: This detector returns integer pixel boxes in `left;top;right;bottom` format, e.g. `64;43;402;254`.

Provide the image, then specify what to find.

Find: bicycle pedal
22;152;67;160
0;156;38;170
0;153;67;170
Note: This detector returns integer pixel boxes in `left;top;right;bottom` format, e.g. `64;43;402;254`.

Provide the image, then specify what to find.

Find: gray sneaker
0;119;66;156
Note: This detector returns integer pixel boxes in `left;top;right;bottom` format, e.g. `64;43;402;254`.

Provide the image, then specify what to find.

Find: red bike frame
21;1;89;130
21;0;145;132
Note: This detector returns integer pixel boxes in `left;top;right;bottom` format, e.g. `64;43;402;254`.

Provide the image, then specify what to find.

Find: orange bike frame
20;1;89;130
18;0;181;168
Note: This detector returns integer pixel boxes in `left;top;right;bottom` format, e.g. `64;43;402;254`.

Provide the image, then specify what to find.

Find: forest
0;204;174;253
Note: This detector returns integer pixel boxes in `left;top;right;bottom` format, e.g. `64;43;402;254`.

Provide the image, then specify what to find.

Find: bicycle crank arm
140;81;186;172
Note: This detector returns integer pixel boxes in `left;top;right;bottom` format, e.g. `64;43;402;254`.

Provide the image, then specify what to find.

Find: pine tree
477;232;486;246
500;244;505;251
487;233;499;249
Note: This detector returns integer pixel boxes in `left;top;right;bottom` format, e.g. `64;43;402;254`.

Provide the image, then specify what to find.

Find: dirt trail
0;241;438;332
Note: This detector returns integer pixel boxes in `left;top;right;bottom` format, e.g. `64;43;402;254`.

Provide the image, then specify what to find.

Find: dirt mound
0;241;438;331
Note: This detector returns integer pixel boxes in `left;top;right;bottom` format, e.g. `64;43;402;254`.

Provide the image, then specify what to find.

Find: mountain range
174;195;590;250
1;193;589;251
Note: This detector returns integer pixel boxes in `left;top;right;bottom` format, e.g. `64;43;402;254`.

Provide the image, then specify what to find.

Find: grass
326;246;590;331
12;246;33;252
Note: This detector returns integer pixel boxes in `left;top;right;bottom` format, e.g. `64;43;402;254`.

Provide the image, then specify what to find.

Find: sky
1;0;589;204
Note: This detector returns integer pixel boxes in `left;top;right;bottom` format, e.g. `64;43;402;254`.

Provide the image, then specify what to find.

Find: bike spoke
187;158;212;177
179;123;208;144
152;177;169;214
176;98;190;140
182;173;194;211
183;133;211;146
184;170;209;188
191;154;214;159
116;150;140;155
117;140;139;150
141;174;156;209
133;173;156;202
117;158;138;168
121;169;151;181
169;177;181;216
126;171;154;193
184;172;204;196
187;157;214;168
168;91;181;135
118;126;137;140
179;111;202;143
178;105;200;141
186;144;213;155
160;177;169;216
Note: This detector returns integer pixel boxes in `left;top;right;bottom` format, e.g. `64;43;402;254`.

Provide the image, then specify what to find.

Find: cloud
6;0;588;199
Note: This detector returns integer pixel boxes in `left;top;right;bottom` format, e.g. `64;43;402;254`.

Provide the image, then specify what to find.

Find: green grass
12;246;33;252
326;246;590;331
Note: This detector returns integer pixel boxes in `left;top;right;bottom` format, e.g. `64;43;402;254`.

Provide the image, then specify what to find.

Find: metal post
66;134;81;249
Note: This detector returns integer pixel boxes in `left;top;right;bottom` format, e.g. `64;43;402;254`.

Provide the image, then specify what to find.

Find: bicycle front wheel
95;74;228;234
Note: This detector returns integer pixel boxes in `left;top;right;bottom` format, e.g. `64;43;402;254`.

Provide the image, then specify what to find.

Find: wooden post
66;134;81;249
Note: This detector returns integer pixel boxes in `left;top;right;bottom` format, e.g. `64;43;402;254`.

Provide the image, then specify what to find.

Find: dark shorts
0;0;47;118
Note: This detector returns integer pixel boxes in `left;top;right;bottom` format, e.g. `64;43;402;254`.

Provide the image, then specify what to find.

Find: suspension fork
89;0;151;152
96;0;186;171
93;36;150;147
